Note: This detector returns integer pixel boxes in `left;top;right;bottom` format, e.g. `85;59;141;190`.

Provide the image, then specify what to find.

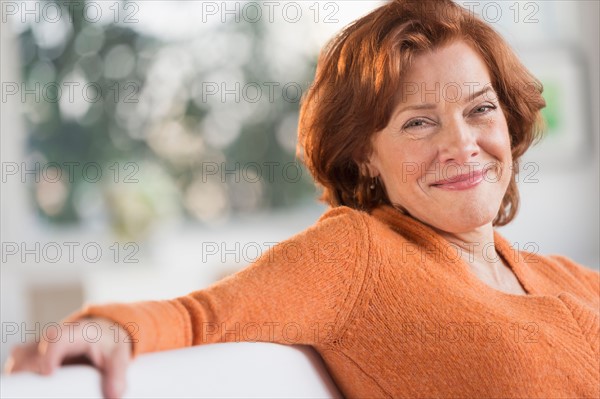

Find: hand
3;317;132;399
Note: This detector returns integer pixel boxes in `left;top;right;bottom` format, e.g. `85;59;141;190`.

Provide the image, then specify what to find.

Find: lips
431;169;486;186
428;166;495;191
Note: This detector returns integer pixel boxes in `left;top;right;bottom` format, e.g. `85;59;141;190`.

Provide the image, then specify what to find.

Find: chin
429;203;499;234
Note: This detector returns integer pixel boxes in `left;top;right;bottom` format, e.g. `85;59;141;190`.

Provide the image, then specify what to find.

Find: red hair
297;0;546;226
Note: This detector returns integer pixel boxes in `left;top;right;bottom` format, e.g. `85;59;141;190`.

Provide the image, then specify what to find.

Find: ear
359;162;379;178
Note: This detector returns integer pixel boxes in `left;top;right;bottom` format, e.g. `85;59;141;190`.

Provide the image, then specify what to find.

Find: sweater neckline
368;204;548;300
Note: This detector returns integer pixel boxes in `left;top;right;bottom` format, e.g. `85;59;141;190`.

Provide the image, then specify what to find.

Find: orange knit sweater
64;204;600;398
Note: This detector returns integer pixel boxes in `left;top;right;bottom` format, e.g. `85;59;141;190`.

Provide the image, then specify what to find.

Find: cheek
481;118;513;188
481;117;512;160
385;147;422;171
382;143;437;192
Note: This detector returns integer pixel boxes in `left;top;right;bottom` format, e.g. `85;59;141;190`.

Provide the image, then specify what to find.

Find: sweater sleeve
547;254;600;297
61;208;368;358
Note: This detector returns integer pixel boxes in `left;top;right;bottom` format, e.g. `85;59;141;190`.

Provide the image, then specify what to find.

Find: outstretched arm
5;208;370;399
63;207;370;358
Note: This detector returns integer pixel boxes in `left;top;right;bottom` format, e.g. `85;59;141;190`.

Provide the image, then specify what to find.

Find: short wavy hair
296;0;546;226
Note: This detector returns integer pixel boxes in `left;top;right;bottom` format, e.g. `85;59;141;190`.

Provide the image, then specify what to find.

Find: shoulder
525;251;600;298
258;206;370;267
545;254;599;294
316;205;403;237
310;205;371;239
316;204;368;225
313;205;402;247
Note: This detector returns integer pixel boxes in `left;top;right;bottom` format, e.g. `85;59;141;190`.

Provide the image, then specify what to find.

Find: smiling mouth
430;168;488;190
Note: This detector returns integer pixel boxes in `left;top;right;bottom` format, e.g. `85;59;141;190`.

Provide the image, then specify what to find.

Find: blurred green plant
16;0;317;240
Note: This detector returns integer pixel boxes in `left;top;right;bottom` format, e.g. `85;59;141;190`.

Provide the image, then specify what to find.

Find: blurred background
1;1;599;365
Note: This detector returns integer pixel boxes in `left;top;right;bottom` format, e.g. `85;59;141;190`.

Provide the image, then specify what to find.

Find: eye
402;118;431;130
472;104;497;115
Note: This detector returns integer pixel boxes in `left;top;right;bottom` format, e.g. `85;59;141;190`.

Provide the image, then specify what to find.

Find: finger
3;354;16;374
5;344;44;374
100;349;129;399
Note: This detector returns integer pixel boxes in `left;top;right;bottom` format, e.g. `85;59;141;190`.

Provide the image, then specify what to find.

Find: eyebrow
465;87;495;104
393;87;495;118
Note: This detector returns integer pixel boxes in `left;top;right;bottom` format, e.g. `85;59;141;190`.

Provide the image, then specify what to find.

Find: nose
436;117;480;165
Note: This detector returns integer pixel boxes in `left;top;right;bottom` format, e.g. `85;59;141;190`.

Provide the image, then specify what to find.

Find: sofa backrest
1;342;342;398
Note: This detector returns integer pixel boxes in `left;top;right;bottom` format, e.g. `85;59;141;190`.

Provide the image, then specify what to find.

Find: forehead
399;40;493;103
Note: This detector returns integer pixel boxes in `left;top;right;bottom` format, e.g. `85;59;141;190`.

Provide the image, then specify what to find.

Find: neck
431;223;499;267
381;204;503;269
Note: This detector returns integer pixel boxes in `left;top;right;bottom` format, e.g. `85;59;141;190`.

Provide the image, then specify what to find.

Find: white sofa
1;342;342;398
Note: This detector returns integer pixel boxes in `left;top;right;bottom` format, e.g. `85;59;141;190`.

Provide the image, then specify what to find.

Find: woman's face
365;40;513;233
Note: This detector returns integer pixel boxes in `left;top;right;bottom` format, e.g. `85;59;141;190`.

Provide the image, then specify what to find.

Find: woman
5;0;600;398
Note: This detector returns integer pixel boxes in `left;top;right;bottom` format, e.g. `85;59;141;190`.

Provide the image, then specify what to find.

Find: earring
369;176;377;190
